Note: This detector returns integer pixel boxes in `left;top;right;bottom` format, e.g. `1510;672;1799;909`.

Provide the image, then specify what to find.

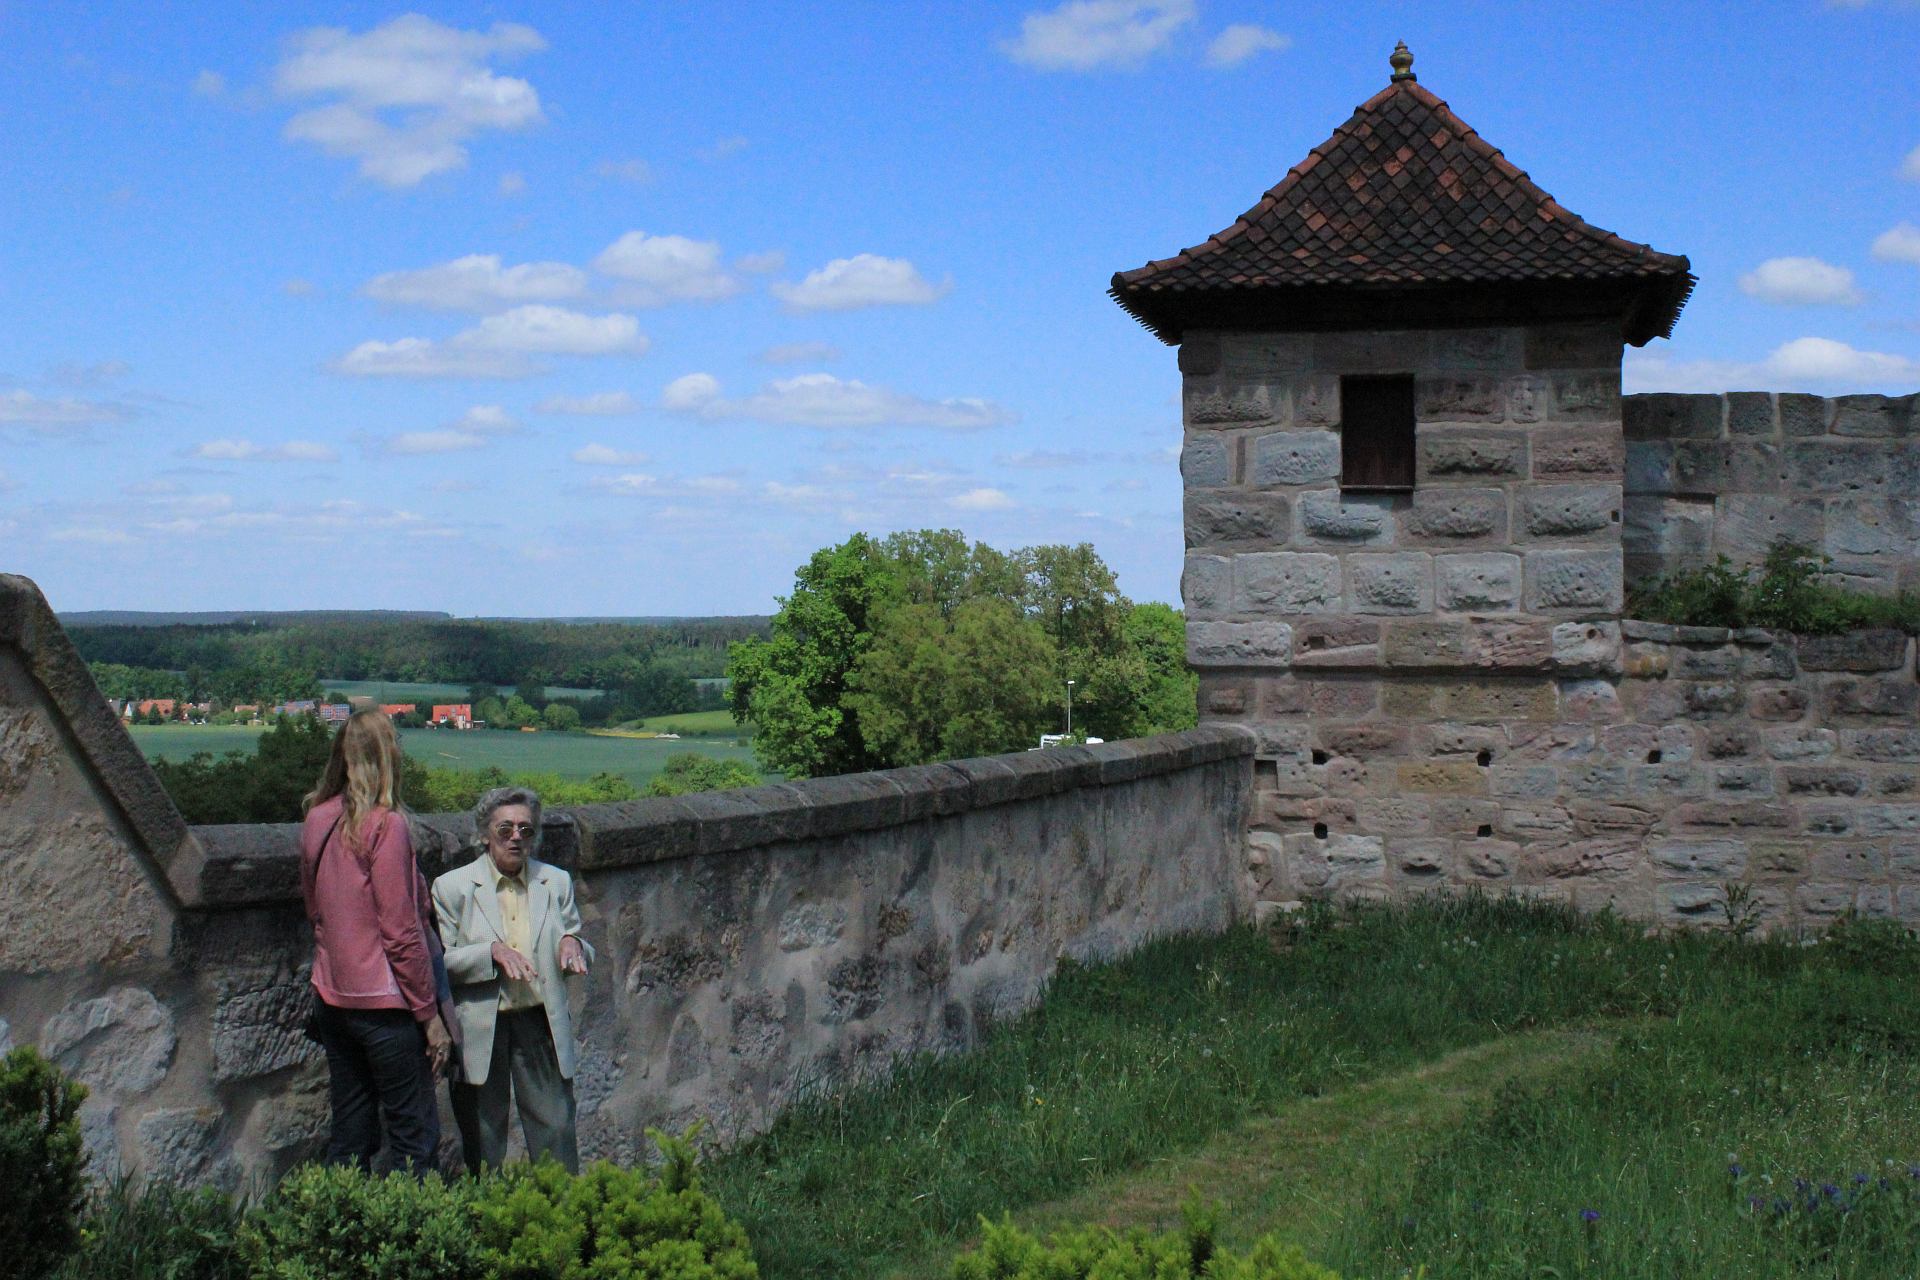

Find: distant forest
69;615;772;722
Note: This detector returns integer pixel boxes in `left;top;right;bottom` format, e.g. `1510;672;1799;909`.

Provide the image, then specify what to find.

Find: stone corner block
1523;549;1624;614
1186;621;1295;668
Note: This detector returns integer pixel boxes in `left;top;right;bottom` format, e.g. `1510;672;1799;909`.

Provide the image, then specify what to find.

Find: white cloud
759;341;842;364
192;69;226;97
191;438;340;462
498;171;526;197
274;15;546;188
334;306;647;379
383;404;520;454
49;360;130;387
0;389;131;427
594;158;653;183
1905;144;1920;181
1625;336;1920;392
593;472;659;494
1205;24;1290;67
1004;0;1196;70
660;371;1011;430
592;231;741;305
1872;222;1920;264
698;135;749;161
283;278;317;297
363;254;588;311
1737;257;1862;306
536;390;639;415
332;336;536;379
571;443;650;465
950;487;1016;511
771;254;949;312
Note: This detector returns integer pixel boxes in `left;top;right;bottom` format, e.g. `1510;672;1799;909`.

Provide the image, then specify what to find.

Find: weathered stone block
1356;797;1432;834
1780;766;1867;797
1524;322;1619;370
1708;765;1770;796
1825;498;1920;558
1185;381;1283;427
1250;432;1341;487
1309;679;1380;717
1845;728;1920;762
1549;372;1621;422
1407;488;1507;541
1185;489;1291;547
1777;393;1827;437
1624;393;1722;441
1462;840;1520;879
1181;434;1231;487
136;1108;230;1189
1433;327;1520;369
1382;621;1468;668
1795;630;1909;672
1186;621;1295;667
1468;621;1554;670
1397;761;1485;794
1532;427;1623;478
1417;376;1507;422
1291;617;1381;665
1747;686;1810;722
1766;727;1838;761
1296;489;1395;545
1347;553;1434;615
1234;553;1342;615
1418;430;1526;480
1659;882;1728;924
1711;495;1823;563
1439;680;1558;721
1671;441;1780;495
1824;678;1919;718
1177;332;1222;376
1391;837;1451;877
1315;329;1430;371
1523;550;1623;613
1317;722;1408;758
1830;393;1917;438
1430;797;1500;834
1436;553;1523;611
1550;621;1621;673
1558;678;1624;722
1624;441;1674;494
1218;332;1313;376
1525;837;1640;881
1788;441;1895;495
1624;496;1712;560
1519;484;1621;539
1181;555;1232;619
1724;391;1775;438
42;988;175;1097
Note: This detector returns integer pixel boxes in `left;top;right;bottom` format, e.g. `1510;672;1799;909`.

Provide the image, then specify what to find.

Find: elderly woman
431;785;594;1174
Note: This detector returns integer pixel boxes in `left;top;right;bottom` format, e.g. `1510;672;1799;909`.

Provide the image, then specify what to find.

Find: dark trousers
451;1007;579;1175
316;1003;440;1175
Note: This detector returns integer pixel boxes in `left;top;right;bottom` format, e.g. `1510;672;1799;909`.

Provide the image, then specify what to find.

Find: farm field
127;723;757;790
602;709;742;738
319;678;605;702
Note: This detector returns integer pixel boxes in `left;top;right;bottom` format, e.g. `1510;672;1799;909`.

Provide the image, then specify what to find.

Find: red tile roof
1111;52;1693;346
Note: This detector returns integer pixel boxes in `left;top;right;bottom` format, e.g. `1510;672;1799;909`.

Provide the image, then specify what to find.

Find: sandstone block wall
1623;390;1920;593
1227;623;1919;932
1180;323;1626;663
2;573;1254;1189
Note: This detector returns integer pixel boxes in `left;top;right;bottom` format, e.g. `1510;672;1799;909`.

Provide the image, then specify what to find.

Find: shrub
474;1131;758;1278
238;1164;484;1280
55;1180;245;1280
1629;541;1920;635
950;1206;1340;1280
0;1047;89;1280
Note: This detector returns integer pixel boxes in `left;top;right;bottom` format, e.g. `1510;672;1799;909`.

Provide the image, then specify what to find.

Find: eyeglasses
491;822;536;839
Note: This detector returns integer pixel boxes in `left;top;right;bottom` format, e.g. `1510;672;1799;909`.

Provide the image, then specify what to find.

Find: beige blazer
431;854;595;1086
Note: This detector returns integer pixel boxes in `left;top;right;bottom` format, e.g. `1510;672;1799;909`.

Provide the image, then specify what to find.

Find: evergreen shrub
238;1164;484;1280
950;1203;1340;1280
0;1046;89;1280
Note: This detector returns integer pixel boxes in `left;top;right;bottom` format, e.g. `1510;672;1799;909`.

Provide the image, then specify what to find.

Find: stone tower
1110;45;1696;904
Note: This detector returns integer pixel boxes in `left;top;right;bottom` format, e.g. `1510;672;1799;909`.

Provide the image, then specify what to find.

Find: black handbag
301;812;346;1044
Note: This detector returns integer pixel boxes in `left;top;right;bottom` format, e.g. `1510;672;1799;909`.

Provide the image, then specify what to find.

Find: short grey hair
473;785;543;851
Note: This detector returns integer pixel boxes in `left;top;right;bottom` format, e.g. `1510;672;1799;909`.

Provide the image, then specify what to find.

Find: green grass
615;709;744;738
702;899;1920;1280
128;723;758;791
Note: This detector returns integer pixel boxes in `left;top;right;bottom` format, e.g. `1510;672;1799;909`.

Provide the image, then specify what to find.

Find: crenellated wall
1623;390;1920;593
0;573;1254;1189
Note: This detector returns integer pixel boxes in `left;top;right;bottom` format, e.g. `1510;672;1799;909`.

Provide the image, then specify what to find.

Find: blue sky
5;2;1920;616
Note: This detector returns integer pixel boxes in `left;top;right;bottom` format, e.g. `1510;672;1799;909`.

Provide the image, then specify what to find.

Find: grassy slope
705;899;1920;1280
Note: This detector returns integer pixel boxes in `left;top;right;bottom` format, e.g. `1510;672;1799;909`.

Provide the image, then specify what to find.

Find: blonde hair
303;709;408;845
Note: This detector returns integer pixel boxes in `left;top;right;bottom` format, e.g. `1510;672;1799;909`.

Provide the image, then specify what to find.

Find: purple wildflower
1580;1209;1601;1223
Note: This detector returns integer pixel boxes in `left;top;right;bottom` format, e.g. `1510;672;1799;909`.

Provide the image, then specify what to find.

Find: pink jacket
299;797;438;1022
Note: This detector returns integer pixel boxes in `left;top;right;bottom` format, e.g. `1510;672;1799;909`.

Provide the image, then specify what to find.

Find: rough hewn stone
1234;553;1342;615
1250;432;1341;487
41;988;175;1097
1347;553;1435;615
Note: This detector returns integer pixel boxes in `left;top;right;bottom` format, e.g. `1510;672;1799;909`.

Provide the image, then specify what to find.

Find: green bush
238;1164;484;1280
0;1046;89;1280
55;1180;245;1280
1629;541;1920;634
474;1132;757;1278
950;1205;1340;1280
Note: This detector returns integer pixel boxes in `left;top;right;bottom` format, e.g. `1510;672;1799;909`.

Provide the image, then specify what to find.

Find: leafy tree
473;696;507;728
149;714;335;824
1123;602;1198;736
501;695;539;729
644;754;761;797
542;703;581;732
846;598;1059;764
727;534;901;779
514;675;547;709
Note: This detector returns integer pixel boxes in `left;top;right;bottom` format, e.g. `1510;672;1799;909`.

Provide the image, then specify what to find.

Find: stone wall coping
1622;618;1914;674
1621;619;1779;646
184;725;1258;910
1;574;202;907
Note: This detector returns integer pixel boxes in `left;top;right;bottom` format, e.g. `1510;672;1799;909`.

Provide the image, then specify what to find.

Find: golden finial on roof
1389;41;1415;83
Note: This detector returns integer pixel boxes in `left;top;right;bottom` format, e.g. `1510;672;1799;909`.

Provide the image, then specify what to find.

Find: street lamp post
1066;679;1075;738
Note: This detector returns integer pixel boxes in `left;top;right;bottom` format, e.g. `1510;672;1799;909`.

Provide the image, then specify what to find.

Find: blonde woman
299;709;454;1174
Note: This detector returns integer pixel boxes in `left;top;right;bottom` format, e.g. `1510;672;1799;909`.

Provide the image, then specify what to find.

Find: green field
127;723;758;790
618;709;743;737
318;678;606;702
